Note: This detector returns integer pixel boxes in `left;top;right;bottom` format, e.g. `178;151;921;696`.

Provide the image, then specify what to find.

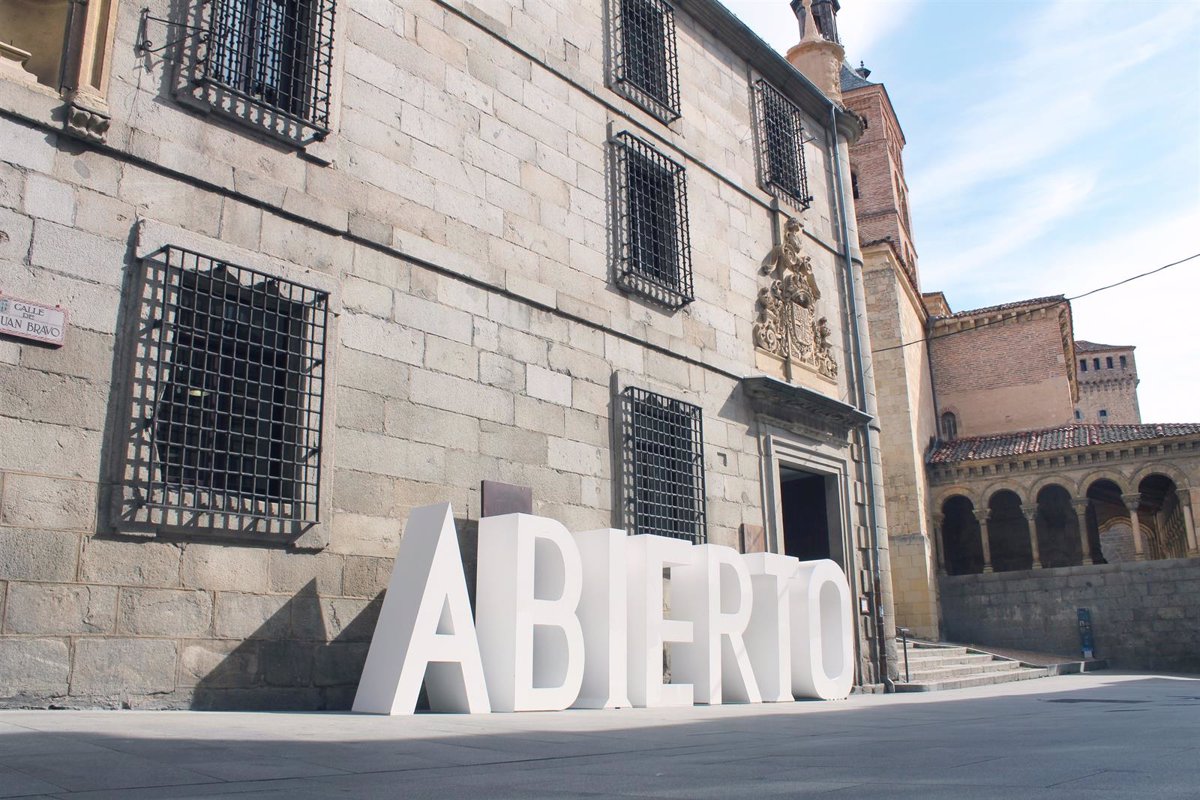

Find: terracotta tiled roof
1075;340;1134;352
931;295;1065;322
928;423;1200;464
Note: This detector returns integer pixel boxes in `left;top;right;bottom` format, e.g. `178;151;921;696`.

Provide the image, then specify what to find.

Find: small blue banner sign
1077;608;1094;659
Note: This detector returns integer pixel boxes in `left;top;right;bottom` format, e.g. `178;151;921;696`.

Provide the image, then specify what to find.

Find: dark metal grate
754;80;812;209
621;387;706;543
142;246;328;527
612;132;693;308
199;0;336;139
613;0;681;122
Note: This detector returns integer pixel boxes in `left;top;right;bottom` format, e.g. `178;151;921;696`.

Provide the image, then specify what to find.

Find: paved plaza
1;672;1197;799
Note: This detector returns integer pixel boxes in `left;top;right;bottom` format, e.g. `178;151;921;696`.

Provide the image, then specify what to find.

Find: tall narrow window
620;387;706;543
137;246;328;529
753;80;812;208
1079;359;1087;372
1093;358;1100;370
612;0;681;122
1119;355;1127;368
196;0;336;142
1106;356;1114;369
611;132;693;308
941;411;958;440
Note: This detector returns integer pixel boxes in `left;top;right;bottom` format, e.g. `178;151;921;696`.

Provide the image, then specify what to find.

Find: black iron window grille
138;246;328;528
754;80;812;209
612;132;694;308
613;0;681;122
621;387;707;543
197;0;336;141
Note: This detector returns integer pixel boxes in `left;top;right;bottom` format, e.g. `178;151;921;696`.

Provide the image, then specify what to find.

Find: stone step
893;667;1052;693
902;660;1025;682
902;651;999;668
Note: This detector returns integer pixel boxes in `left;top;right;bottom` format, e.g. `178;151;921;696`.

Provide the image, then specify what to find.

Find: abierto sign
0;293;67;346
353;503;856;715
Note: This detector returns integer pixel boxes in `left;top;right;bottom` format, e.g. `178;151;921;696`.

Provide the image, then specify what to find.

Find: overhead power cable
870;252;1200;354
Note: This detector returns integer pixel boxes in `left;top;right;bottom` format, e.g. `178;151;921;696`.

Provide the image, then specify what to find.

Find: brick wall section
843;85;917;276
938;558;1200;672
930;310;1074;437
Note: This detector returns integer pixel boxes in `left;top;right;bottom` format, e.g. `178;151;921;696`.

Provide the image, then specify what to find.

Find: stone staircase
892;641;1052;692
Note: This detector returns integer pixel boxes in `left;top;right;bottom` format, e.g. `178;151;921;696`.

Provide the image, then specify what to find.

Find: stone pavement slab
0;672;1197;799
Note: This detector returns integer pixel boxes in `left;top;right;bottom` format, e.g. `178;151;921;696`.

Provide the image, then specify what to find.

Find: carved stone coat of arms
753;216;838;379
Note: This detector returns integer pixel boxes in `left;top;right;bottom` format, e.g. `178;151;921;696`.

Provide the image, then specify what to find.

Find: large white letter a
353;503;491;715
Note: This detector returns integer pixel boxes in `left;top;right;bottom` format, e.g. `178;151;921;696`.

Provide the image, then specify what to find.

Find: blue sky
720;0;1200;423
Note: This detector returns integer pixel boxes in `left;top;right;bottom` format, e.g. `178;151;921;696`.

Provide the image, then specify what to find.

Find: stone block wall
938;558;1200;672
860;246;938;638
0;0;890;705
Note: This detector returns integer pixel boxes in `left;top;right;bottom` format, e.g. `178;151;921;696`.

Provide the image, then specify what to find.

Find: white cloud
836;0;920;62
718;0;920;59
929;168;1099;284
910;0;1199;210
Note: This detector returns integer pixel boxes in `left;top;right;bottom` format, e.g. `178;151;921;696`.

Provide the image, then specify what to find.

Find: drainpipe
828;104;895;691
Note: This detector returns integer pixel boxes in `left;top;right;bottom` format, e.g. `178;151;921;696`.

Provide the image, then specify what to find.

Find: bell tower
786;0;845;102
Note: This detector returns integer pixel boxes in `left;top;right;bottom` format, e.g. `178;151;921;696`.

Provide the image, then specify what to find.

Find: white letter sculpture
673;544;761;704
627;534;694;708
353;503;491;714
476;513;585;712
743;552;801;702
572;529;631;709
790;559;855;700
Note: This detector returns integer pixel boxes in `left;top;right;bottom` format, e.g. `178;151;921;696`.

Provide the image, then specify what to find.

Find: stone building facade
844;61;1200;652
0;0;898;707
842;72;938;639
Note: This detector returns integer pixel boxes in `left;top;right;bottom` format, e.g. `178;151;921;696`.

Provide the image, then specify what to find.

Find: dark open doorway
780;466;833;562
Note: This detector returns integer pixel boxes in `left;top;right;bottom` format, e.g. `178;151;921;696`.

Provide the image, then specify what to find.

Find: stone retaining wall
938;558;1200;672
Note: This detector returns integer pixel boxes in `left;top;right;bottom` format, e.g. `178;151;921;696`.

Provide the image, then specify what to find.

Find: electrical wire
871;252;1200;354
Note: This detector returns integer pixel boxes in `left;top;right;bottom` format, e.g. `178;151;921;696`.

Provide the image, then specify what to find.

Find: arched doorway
1085;479;1125;563
1137;474;1189;560
987;490;1031;572
1035;484;1082;568
941;495;982;575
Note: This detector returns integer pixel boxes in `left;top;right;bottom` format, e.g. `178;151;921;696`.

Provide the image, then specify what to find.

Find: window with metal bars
754;80;812;208
138;246;328;529
612;0;681;122
620;387;707;543
611;132;693;308
197;0;336;141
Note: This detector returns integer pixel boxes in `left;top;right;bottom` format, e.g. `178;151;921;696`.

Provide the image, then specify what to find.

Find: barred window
197;0;336;142
613;0;681;122
621;387;706;543
753;80;812;209
135;246;328;530
612;132;693;308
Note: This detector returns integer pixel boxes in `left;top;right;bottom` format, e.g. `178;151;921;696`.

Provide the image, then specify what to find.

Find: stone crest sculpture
754;216;838;378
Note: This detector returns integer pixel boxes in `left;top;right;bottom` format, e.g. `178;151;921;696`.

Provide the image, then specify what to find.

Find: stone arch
981;479;1029;510
1135;472;1189;560
1130;462;1191;492
933;484;978;510
1029;474;1081;502
1034;483;1083;568
987;489;1032;572
1079;469;1132;496
940;494;982;575
1086;478;1127;564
